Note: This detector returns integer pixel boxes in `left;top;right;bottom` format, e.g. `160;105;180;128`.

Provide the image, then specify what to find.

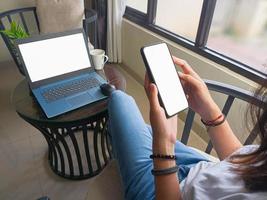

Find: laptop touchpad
67;92;93;107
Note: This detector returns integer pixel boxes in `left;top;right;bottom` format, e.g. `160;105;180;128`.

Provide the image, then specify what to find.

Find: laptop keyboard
42;77;101;102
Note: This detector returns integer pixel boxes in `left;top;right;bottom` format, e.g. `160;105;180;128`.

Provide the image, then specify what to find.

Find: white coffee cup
90;49;109;70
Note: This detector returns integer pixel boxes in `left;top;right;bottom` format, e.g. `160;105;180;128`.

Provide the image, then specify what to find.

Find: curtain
106;0;126;63
85;0;108;50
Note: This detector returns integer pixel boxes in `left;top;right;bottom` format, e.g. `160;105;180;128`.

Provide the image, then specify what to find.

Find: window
155;0;203;41
124;0;267;82
208;0;267;73
126;0;147;13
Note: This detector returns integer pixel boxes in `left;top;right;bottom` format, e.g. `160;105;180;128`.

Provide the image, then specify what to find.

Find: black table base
21;111;112;180
13;65;126;180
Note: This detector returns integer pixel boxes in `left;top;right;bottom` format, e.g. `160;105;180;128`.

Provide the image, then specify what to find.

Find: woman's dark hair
230;80;267;192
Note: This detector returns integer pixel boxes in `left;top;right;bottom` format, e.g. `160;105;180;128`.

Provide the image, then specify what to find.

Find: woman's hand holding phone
145;73;182;200
144;74;177;155
173;56;242;160
144;55;222;154
172;56;222;122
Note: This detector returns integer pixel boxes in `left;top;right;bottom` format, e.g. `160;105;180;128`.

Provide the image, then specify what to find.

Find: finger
178;72;190;94
144;72;150;95
172;56;202;81
178;71;186;87
186;94;189;99
144;72;148;88
178;71;190;83
148;83;161;111
172;56;191;74
179;73;200;91
178;71;188;80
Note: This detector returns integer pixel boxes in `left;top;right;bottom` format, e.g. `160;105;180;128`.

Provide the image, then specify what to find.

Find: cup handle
103;55;109;64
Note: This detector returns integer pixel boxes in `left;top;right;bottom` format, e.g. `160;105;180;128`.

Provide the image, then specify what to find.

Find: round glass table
12;64;126;180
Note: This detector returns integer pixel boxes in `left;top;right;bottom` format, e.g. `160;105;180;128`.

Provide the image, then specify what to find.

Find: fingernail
150;84;156;91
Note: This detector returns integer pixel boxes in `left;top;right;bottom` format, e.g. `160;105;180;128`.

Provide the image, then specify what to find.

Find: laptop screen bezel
14;29;94;89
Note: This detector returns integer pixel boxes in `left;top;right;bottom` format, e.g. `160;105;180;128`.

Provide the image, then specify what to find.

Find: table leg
23;113;112;180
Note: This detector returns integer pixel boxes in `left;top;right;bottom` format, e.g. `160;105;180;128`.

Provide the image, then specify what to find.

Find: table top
12;64;126;123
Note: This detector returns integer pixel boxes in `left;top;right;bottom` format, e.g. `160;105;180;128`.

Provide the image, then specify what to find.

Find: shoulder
230;145;259;157
181;145;265;200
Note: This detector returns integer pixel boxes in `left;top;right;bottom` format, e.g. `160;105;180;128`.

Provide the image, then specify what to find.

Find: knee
110;90;126;100
108;90;135;107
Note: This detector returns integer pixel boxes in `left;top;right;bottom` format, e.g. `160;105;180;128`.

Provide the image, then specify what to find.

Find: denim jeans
108;91;209;200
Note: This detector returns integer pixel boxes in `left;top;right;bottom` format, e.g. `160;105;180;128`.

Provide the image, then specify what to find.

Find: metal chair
181;79;265;155
0;7;98;75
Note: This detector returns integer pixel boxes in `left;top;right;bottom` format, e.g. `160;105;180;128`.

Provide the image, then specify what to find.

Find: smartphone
140;43;188;117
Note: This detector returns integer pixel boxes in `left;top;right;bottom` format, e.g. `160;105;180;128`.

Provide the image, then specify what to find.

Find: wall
0;0;36;63
121;19;258;143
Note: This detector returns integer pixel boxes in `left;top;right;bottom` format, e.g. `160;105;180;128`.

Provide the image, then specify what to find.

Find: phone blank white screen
144;43;188;116
18;33;91;82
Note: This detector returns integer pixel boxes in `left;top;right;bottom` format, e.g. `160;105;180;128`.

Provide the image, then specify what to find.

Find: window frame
124;0;267;83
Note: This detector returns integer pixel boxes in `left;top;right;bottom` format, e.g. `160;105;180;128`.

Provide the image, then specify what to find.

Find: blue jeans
108;91;209;200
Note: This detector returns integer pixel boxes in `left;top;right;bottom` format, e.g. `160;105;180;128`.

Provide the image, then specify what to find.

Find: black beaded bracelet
151;165;179;176
150;154;177;160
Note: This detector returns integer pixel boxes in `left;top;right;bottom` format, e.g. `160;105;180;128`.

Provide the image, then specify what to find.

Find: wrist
152;141;176;170
200;103;222;122
153;159;176;170
153;139;175;155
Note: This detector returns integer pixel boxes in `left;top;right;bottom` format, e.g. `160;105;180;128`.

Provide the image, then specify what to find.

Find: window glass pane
208;0;267;73
126;0;147;13
155;0;203;41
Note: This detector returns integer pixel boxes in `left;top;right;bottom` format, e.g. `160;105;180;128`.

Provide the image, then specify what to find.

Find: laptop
15;29;108;118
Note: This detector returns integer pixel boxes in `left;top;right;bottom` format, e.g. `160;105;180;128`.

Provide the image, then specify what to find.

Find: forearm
154;173;180;200
207;120;242;160
202;103;242;160
153;139;182;200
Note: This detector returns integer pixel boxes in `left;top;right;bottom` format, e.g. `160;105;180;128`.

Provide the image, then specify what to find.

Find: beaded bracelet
151;165;178;176
150;154;177;160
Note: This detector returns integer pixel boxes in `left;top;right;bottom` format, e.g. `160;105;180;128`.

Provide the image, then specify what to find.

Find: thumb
149;83;161;110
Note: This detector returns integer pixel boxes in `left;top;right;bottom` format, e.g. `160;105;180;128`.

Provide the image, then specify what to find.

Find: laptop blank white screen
18;33;91;82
